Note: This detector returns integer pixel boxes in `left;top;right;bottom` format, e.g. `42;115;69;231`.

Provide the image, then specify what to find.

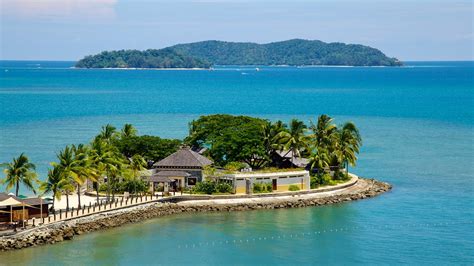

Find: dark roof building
149;148;213;189
153;148;213;169
271;150;309;168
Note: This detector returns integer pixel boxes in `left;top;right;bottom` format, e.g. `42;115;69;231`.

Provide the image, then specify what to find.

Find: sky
0;0;472;61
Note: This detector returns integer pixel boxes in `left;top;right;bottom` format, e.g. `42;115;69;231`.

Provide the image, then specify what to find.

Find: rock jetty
0;178;391;251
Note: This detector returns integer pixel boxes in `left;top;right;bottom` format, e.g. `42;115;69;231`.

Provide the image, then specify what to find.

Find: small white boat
255;67;260;71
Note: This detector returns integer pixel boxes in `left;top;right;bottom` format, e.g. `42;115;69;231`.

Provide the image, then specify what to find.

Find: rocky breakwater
0;178;391;252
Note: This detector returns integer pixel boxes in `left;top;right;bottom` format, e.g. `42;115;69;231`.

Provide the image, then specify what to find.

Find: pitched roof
153;148;213;168
274;150;309;168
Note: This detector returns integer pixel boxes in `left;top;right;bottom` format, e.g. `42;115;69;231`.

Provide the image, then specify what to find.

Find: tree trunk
16;180;19;196
95;182;100;203
77;183;81;209
346;161;349;178
111;177;115;202
52;197;55;213
66;193;69;211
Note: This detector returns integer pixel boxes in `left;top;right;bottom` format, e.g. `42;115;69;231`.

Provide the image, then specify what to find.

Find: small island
75;39;402;69
0;114;391;251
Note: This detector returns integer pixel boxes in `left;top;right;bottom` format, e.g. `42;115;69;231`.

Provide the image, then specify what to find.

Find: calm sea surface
0;61;473;265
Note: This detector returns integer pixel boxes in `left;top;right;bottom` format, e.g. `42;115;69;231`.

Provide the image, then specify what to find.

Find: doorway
272;179;277;191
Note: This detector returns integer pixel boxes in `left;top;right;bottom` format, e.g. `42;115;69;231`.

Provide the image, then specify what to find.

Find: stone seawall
0;178;391;252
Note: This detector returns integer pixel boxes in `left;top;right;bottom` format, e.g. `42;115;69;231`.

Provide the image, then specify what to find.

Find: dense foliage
288;184;300;191
192;180;233;194
171;39;402;66
253;182;273;193
99;179;148;194
186;114;269;168
113;135;181;163
75;48;212;69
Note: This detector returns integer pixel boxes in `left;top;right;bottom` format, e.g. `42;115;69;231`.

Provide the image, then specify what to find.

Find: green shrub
253;182;273;193
321;173;335;186
310;176;319;189
191;180;233;194
121;179;148;194
253;182;263;193
99;183;108;192
224;162;247;172
289;184;300;191
216;182;233;193
192;180;216;194
266;183;273;192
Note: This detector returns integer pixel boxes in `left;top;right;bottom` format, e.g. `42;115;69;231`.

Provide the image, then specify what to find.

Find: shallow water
0;61;473;264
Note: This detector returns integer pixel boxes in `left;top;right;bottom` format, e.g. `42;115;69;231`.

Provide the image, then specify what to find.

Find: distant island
75;48;212;69
75;39;402;69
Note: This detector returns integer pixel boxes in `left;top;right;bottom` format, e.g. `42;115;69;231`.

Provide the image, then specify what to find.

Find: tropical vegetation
1;114;362;204
76;39;402;69
0;153;38;196
171;39;402;66
75;48;212;69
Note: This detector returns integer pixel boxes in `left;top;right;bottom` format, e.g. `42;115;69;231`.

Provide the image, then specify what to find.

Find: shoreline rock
0;178;391;252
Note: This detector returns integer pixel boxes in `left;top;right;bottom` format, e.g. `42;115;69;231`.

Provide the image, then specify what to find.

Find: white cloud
1;0;117;20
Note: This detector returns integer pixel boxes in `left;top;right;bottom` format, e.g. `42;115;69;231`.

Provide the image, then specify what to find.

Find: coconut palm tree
72;144;97;208
98;124;118;144
308;148;330;175
262;120;287;156
337;122;362;177
0;153;38;196
90;137;123;202
53;145;91;209
129;154;147;178
40;165;72;211
277;119;308;166
121;124;137;139
309;114;338;151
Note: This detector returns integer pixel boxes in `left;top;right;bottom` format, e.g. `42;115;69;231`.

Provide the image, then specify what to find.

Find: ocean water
0;61;473;264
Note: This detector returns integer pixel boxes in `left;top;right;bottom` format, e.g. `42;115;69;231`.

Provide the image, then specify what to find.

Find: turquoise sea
0;61;473;265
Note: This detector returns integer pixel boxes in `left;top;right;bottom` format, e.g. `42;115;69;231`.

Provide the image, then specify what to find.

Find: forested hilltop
75;48;212;69
76;39;402;68
172;39;401;66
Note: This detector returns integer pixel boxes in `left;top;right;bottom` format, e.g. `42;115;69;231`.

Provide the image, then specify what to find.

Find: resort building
222;170;311;194
148;147;213;191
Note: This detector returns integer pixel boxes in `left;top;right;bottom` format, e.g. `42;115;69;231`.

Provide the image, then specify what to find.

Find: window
188;177;197;186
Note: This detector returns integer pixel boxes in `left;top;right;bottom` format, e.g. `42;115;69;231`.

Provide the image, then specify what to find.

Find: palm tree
129;154;147;178
40;165;72;211
73;144;97;208
60;179;75;211
308;148;330;175
337;122;362;177
121;124;137;139
277;119;308;166
310;115;338;148
53;145;89;209
90;137;123;202
98;124;118;143
262;120;287;156
1;153;38;196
